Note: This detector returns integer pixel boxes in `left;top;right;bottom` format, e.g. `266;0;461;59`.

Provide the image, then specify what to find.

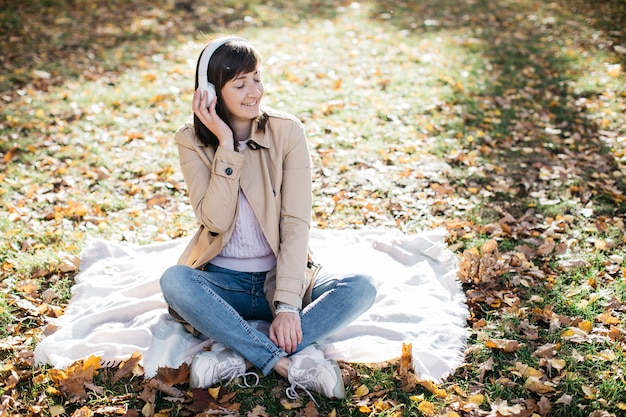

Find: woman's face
220;68;264;125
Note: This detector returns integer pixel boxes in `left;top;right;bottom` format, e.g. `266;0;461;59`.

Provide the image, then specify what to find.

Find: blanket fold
34;228;468;382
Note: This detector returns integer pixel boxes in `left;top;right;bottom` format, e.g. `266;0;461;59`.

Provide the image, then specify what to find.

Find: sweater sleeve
175;124;245;234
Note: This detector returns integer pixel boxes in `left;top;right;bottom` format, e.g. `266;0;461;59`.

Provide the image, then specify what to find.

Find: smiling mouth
243;101;257;107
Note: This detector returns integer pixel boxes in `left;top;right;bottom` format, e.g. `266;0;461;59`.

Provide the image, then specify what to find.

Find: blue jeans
160;263;377;376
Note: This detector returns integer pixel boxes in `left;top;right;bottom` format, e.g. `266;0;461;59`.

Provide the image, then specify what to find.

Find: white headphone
197;36;244;102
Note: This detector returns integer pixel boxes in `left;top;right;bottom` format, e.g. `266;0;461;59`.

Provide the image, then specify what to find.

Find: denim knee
356;273;378;308
159;264;191;302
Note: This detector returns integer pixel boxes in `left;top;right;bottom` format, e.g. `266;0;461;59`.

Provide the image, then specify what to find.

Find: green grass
2;0;626;415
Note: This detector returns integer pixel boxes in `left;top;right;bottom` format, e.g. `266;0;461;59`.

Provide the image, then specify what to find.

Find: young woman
159;36;377;400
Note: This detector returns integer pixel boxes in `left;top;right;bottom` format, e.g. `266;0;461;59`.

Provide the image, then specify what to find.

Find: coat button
225;167;233;175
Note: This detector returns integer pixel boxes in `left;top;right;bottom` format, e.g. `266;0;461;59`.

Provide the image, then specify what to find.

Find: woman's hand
269;312;302;354
192;89;234;150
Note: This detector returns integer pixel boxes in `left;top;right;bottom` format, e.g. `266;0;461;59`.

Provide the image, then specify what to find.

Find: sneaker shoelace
219;359;260;388
286;368;319;406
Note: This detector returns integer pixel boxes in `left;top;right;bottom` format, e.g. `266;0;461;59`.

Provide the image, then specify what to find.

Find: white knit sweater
209;145;277;273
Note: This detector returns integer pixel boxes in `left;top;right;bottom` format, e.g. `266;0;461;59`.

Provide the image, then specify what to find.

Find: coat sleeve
175;125;245;234
272;119;313;308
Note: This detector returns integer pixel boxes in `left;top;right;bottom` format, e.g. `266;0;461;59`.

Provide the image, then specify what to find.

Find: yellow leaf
451;384;467;396
208;387;220;399
469;394;484;405
82;355;101;372
373;400;389;412
578;320;593;333
617;402;626;410
417;401;435;416
358;405;372;413
46;386;61;396
328;408;337;417
354;384;369;397
561;329;575;337
419;380;447;399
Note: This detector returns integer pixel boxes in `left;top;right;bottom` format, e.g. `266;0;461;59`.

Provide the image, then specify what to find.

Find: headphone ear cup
199;83;217;105
197;37;241;106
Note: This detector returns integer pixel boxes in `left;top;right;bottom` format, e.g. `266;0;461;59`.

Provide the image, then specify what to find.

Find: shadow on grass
369;0;626;218
0;0;348;93
2;0;623;216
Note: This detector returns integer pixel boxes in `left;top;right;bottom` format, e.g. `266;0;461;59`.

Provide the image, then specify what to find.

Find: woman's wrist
275;303;300;314
218;134;235;150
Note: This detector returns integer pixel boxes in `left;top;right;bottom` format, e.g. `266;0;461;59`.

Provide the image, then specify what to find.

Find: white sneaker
286;344;345;401
190;343;259;389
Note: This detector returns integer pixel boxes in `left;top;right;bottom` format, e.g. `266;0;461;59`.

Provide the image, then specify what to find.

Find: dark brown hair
194;39;268;148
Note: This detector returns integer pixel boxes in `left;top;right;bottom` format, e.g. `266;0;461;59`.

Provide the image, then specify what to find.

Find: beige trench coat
174;108;318;311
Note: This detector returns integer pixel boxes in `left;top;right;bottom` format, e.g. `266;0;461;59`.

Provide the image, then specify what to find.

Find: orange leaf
596;312;620;325
49;355;101;402
3;145;20;162
419;380;447;399
578;320;593;333
113;351;142;383
400;343;412;376
485;339;519;352
418;401;435;416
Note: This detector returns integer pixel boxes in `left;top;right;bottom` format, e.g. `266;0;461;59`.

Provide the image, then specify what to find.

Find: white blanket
34;228;468;382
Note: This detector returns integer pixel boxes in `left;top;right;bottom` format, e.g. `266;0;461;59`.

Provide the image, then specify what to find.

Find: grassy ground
1;0;625;416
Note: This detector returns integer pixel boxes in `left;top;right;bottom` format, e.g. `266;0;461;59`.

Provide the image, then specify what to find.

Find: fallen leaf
555;393;573;405
581;385;597;399
596;312;620;325
113;351;142;383
354;384;369;397
578;320;593;333
486;399;525;416
208;387;220;400
303;400;319;417
418;400;435;416
524;377;556;394
548;358;566;371
48;355;101;403
248;405;269;417
485;339;519;352
419;380;447;399
469;394;484;405
399;342;412;376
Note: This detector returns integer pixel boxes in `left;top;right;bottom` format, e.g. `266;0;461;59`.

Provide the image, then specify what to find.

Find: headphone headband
197;36;244;100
